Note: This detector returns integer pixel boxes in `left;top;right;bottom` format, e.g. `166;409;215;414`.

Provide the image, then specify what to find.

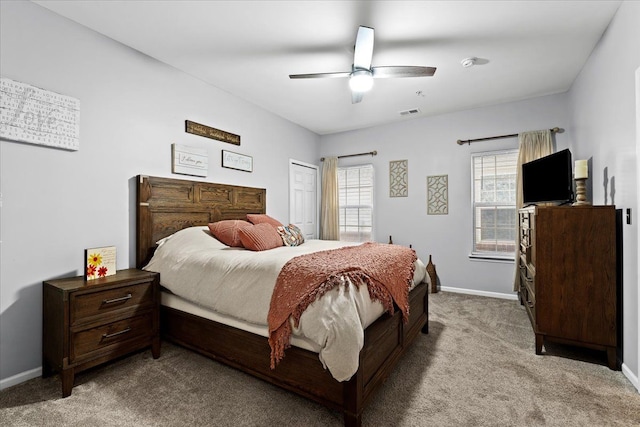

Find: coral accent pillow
239;223;284;251
277;224;305;247
208;220;252;247
246;214;284;228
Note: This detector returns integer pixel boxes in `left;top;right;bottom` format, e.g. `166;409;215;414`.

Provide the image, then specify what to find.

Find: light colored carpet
1;291;639;426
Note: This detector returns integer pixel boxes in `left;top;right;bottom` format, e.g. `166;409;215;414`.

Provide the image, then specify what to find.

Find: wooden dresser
43;269;160;396
518;205;618;369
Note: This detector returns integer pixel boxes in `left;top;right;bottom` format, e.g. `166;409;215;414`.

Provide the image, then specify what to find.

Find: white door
289;160;318;239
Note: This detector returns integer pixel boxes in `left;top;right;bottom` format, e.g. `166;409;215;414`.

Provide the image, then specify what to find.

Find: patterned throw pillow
277;224;305;247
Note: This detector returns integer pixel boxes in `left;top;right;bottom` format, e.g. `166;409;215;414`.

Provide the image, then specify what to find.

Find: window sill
468;253;515;263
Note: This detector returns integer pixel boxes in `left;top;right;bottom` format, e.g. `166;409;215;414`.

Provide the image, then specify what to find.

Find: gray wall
0;1;318;384
318;93;570;296
1;0;638;393
318;0;640;388
567;0;639;379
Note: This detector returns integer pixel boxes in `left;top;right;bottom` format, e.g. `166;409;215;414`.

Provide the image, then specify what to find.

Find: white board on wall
0;77;80;151
172;143;208;177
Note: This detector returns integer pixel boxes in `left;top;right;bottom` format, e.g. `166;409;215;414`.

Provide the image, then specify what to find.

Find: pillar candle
574;160;588;179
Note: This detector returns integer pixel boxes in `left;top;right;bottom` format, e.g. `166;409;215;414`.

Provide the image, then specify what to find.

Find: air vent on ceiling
399;108;420;116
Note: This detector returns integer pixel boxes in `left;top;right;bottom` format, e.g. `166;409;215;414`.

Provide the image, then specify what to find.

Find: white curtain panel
513;130;553;291
320;157;340;240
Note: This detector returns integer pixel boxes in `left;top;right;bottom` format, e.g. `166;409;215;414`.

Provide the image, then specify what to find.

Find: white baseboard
622;363;640;393
439;286;519;301
0;367;42;391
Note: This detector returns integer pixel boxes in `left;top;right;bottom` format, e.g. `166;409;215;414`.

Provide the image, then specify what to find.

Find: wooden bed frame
136;175;429;427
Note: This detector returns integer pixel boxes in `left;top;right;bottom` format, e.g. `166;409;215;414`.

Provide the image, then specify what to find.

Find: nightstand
42;268;160;397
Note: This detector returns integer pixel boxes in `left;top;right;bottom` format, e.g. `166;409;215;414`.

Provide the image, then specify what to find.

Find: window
338;164;373;242
471;150;518;258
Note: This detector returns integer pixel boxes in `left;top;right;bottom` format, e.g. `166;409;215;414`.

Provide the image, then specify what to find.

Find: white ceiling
34;1;621;135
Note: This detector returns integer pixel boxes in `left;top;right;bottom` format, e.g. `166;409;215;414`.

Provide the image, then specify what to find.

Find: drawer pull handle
102;328;131;339
102;293;132;305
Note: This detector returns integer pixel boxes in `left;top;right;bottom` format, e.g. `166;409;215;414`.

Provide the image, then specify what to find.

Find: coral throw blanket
268;241;417;369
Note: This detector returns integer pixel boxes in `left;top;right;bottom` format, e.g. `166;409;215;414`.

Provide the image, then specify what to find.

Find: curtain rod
456;127;562;146
320;150;377;161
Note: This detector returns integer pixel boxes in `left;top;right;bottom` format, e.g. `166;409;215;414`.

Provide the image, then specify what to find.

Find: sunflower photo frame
84;246;116;281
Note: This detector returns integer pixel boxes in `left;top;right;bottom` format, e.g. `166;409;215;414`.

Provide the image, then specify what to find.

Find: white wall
0;0;318;384
319;93;570;297
567;0;639;385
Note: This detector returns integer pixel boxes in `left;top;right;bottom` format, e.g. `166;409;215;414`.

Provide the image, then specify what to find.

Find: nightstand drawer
71;282;153;325
71;314;153;362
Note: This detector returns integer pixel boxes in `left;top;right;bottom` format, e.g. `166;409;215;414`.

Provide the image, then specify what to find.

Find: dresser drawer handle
102;293;132;305
102;328;131;339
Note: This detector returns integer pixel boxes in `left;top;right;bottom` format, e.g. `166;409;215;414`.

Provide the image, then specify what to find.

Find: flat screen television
522;149;574;205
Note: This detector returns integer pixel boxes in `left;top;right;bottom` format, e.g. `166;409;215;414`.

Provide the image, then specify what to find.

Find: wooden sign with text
185;120;240;145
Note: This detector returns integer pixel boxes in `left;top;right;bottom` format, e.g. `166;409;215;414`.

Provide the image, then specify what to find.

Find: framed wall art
185;120;240;145
389;160;408;197
0;77;80;151
172;143;208;177
427;175;448;215
222;150;252;172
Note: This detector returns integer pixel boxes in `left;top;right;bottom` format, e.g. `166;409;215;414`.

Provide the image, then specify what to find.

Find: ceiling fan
289;26;436;104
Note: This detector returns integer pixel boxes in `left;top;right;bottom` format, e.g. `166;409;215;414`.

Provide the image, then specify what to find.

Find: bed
136;175;431;427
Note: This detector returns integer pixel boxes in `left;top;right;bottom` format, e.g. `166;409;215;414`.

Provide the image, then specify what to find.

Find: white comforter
143;226;427;381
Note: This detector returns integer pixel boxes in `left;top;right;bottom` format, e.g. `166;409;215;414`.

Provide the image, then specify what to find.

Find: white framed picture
222;150;253;172
172;143;208;177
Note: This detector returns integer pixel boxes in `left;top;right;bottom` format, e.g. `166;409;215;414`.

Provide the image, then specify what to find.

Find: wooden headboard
136;175;266;267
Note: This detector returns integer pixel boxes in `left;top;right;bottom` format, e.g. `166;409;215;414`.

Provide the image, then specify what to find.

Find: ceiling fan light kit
289;26;436;104
349;70;374;92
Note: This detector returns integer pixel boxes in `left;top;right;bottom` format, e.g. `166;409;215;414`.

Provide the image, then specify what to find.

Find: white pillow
155;226;228;249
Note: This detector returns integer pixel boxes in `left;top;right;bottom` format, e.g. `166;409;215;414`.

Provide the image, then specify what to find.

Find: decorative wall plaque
0;77;80;150
172;143;208;177
427;175;448;215
222;150;252;172
389;160;408;197
185;120;240;145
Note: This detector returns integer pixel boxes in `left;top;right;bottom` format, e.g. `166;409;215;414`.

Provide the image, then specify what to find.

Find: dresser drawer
70;314;152;362
71;282;154;325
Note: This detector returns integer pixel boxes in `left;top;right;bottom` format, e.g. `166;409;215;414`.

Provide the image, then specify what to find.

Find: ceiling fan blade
351;91;364;104
289;71;351;79
372;66;437;78
353;26;374;70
